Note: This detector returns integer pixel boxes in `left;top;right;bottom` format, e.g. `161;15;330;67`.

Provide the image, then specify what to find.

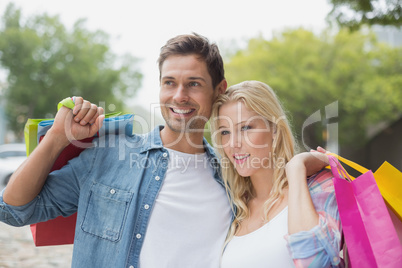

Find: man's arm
3;97;104;206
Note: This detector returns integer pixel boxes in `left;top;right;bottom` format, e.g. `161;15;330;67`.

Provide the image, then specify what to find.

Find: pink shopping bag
328;155;402;268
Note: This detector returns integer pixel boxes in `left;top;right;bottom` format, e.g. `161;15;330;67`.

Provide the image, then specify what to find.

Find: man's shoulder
91;132;147;152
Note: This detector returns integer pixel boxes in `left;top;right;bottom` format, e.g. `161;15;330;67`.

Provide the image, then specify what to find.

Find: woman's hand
286;150;329;181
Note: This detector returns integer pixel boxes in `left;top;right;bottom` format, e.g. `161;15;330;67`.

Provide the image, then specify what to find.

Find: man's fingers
89;114;105;136
80;104;99;126
72;97;83;115
89;107;104;125
74;100;92;124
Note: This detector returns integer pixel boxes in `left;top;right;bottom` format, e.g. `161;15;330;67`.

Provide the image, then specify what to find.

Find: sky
0;0;333;111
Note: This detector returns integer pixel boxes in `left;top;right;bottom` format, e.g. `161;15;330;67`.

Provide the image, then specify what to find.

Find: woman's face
217;101;275;179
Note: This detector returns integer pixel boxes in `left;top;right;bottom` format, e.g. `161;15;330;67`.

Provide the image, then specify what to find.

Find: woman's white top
220;206;295;268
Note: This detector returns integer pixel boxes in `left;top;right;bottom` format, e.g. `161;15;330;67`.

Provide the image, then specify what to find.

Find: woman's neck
249;169;275;200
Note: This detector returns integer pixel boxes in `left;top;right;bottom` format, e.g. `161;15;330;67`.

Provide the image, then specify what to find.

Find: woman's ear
272;124;277;140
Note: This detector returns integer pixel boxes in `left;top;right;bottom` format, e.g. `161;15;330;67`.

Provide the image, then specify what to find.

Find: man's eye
189;82;200;87
164;81;174;86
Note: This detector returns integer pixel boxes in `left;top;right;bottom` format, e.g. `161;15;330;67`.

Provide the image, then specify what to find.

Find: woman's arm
286;152;327;234
285;152;342;267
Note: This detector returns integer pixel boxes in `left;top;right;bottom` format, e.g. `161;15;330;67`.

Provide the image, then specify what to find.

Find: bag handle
57;97;123;118
328;155;352;182
327;152;369;175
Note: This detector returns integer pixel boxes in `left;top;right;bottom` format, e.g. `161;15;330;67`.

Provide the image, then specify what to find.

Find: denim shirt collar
138;125;164;153
139;125;222;184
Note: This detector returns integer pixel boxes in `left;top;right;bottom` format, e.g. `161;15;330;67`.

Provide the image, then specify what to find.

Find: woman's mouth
233;154;250;165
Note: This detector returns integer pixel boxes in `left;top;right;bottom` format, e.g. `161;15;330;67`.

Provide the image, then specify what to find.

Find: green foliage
224;28;402;150
0;3;143;136
328;0;402;30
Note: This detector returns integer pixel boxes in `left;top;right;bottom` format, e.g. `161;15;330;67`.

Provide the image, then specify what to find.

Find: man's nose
172;84;189;103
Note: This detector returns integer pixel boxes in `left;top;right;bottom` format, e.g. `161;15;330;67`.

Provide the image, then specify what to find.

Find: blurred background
0;0;401;265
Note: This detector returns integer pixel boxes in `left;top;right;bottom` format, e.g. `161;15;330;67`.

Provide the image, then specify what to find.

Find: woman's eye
221;130;230;136
241;125;251;131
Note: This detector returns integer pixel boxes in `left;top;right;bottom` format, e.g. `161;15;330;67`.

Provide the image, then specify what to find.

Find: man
0;33;231;267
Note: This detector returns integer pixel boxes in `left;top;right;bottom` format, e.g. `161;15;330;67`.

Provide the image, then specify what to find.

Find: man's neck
160;126;206;154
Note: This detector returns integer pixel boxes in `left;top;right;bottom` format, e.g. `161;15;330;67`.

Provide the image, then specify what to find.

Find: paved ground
0;222;73;268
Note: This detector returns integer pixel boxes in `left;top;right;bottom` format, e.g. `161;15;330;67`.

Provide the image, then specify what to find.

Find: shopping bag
330;153;402;222
25;98;134;246
29;138;93;246
375;162;402;222
388;206;402;245
24;119;46;156
328;155;402;268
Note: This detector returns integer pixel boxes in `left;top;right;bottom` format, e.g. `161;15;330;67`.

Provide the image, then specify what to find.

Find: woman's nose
230;133;241;148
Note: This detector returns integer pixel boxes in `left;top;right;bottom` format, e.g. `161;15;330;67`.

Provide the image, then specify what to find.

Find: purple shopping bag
328;155;402;268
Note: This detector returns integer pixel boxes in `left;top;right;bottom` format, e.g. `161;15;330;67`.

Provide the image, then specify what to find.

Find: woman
211;81;342;267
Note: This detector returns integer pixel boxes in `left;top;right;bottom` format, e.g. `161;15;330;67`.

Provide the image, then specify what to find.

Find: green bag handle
57;97;123;118
25;98;127;155
58;97;75;110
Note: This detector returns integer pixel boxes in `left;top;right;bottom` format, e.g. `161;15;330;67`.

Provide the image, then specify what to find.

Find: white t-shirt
139;148;232;268
221;207;295;268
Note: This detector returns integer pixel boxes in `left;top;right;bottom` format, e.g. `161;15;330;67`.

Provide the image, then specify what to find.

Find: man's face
159;54;218;133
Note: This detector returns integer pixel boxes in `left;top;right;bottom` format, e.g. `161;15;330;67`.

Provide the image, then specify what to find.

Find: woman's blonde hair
210;81;297;246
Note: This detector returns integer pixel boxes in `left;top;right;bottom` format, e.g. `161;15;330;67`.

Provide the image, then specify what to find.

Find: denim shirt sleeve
284;169;343;268
0;143;97;227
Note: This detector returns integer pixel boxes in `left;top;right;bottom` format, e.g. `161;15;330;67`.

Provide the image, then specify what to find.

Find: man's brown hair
158;33;225;89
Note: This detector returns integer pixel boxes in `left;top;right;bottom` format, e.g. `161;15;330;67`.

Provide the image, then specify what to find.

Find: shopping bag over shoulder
29;137;93;246
328;155;402;268
25;98;134;246
332;154;402;222
375;161;402;222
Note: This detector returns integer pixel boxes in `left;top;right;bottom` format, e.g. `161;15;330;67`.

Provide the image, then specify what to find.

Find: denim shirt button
155;176;160;181
144;204;149;210
129;266;134;268
136;234;142;239
162;152;168;158
110;189;116;194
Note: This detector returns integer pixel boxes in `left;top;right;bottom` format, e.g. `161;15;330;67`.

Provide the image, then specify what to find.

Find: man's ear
216;79;227;95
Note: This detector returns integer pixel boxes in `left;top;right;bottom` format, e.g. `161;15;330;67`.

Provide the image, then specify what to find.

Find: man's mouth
170;107;196;115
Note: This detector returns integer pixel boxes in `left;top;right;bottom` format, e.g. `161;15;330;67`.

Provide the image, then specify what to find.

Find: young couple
0;33;342;267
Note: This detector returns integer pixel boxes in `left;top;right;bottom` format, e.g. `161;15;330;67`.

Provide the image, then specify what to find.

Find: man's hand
49;97;105;147
3;97;105;206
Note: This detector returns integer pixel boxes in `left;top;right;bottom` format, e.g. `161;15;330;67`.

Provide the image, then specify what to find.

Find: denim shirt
0;126;226;268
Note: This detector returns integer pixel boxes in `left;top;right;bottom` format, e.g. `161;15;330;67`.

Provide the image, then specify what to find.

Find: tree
328;0;402;30
223;28;402;152
0;3;142;137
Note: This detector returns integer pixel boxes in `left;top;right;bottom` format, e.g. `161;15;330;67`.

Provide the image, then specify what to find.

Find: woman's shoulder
307;169;335;194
